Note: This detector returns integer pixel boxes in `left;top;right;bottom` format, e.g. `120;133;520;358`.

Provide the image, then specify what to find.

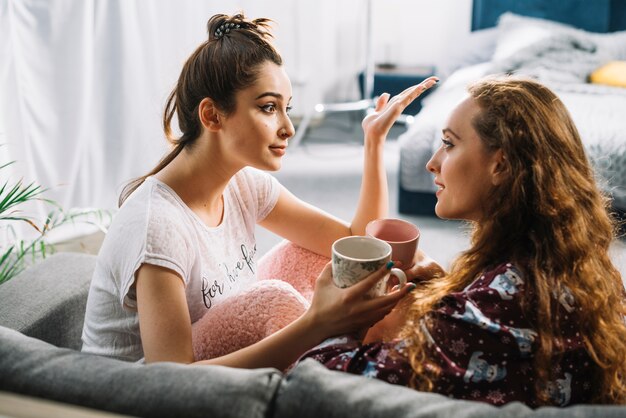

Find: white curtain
2;0;172;213
0;0;366;218
0;0;470;223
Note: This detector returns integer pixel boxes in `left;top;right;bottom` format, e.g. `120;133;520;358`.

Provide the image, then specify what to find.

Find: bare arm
136;264;195;363
258;186;350;257
352;77;439;235
137;262;414;369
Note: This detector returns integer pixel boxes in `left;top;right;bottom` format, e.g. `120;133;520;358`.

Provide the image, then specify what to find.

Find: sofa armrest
0;252;96;349
0;326;282;418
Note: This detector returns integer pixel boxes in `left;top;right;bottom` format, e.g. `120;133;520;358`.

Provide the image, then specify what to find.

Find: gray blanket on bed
490;33;604;83
486;31;626;208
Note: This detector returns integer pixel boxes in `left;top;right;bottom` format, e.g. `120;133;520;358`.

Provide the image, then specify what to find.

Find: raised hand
361;76;438;143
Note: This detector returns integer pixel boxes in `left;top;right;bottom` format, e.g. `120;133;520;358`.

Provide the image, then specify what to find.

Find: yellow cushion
589;61;626;87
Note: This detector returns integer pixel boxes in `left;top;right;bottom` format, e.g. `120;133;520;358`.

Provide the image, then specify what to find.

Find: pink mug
365;218;420;269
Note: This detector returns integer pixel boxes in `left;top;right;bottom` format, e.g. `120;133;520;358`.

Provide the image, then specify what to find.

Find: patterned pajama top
299;262;594;406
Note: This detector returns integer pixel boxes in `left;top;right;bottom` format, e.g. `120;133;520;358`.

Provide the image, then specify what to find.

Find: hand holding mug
331;236;407;297
306;261;415;341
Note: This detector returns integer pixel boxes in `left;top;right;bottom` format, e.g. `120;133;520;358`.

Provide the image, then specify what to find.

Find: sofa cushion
275;359;523;417
0;252;96;349
0;326;282;418
276;359;626;418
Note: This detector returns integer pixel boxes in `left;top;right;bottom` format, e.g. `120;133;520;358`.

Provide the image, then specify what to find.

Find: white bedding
398;14;626;210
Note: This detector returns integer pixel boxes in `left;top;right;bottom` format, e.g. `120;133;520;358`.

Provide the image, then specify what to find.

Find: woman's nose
426;151;440;173
280;117;295;140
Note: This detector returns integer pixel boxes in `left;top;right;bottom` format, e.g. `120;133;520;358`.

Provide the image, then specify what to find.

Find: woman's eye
441;138;454;149
260;103;292;114
260;104;276;113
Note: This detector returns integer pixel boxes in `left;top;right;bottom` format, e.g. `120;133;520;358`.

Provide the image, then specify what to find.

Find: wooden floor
0;391;130;418
53;230;106;256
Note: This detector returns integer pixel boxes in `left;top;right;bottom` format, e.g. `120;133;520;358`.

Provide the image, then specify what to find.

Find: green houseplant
0;157;111;284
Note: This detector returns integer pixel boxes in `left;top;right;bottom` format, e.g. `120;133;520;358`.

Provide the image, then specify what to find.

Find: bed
398;0;626;218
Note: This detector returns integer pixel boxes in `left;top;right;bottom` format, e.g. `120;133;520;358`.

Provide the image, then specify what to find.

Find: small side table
359;65;436;115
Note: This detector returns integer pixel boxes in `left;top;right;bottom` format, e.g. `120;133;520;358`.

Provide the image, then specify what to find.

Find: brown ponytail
118;13;282;206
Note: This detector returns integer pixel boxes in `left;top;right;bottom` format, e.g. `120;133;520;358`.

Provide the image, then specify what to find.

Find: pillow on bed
595;31;626;60
590;61;626;87
492;23;553;61
488;12;626;83
493;13;580;60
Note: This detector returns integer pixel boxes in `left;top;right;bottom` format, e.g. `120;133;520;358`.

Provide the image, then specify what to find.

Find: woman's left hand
362;249;444;344
361;76;438;144
362;290;414;344
402;248;446;283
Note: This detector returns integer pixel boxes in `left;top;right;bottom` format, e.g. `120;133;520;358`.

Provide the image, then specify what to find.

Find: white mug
331;236;407;297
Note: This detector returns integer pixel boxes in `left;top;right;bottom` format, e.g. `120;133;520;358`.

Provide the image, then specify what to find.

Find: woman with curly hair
301;76;626;406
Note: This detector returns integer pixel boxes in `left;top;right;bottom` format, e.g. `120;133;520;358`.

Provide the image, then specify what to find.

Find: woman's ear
490;149;507;186
198;98;221;131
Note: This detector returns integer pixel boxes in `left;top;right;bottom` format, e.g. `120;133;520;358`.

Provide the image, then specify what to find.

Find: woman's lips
434;182;445;196
270;146;286;156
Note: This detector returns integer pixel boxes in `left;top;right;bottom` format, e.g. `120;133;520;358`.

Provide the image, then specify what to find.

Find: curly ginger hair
399;77;626;405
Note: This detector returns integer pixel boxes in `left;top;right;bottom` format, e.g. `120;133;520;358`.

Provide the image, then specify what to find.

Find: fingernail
386;261;395;269
407;283;417;292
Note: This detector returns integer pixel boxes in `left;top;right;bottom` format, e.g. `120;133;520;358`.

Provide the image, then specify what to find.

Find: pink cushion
192;241;329;361
257;240;329;301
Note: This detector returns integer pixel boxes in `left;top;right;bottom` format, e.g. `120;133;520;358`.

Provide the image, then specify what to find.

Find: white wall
261;0;475;113
372;0;473;68
91;0;474;116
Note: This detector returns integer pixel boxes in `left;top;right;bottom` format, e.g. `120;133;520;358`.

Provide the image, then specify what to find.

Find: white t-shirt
81;167;280;361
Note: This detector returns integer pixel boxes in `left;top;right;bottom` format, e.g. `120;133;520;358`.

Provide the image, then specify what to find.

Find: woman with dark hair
80;13;437;369
301;76;626;406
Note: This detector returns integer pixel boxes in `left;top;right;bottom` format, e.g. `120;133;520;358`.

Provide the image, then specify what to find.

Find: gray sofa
1;253;625;417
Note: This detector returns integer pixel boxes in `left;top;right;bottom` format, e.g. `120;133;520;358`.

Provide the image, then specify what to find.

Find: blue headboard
472;0;626;33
